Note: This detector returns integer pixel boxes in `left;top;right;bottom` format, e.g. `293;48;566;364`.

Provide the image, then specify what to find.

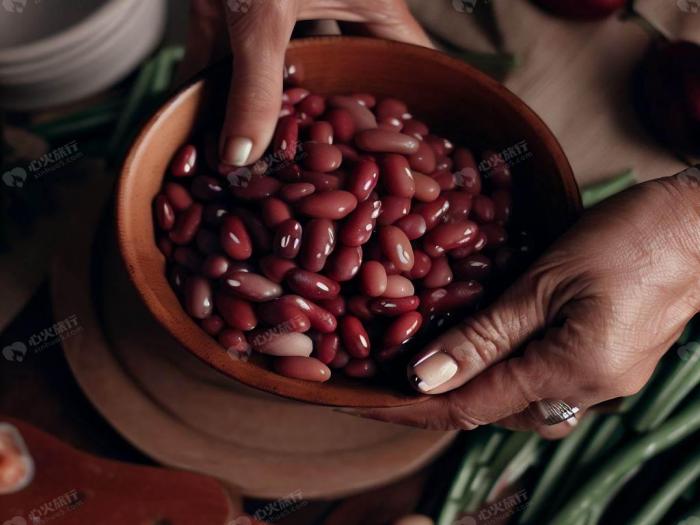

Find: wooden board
50;197;456;500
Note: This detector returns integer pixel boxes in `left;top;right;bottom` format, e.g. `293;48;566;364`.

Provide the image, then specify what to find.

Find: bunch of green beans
434;173;700;525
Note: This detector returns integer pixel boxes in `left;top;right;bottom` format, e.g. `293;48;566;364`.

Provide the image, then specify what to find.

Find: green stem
581;168;636;208
551;394;700;524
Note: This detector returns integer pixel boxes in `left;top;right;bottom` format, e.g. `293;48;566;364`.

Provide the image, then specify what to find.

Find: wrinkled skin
181;0;432;166
349;175;700;438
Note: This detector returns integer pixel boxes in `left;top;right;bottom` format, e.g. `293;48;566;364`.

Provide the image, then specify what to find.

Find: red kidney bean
381;260;401;276
482;150;512;188
169;265;188;292
480;223;508;248
453;147;477;170
154;195;175;231
377;116;403;132
280;103;294;118
347;295;373;320
327;95;377;131
422;255;453;288
279;182;315;202
301;218;336;271
330;349;350;369
218;328;250;353
413;172;441;202
402;119;429;139
257;300;310;330
340;315;371;358
201;314;224;336
380;155;415;199
454;167;482;195
444;191;472;223
274;356;331;381
276;163;302;182
395;213;427;240
215;293;257;331
318;296;346;318
352;93;376;107
296;111;314;127
259;255;297;283
230;175;281;200
164;182;193;211
453;253;492;281
340;199;381;246
492;190;511;223
262;198;292;228
299;171;342;192
283;58;304;85
170;144;197;177
344;358;377;378
203;203;228;226
346;159;379;202
277;295;337;333
336;144;361;162
273;219;302;259
376;98;409;120
272;115;299;161
377;196;411;225
222;271;283;302
326;245;362;282
196;229;219;254
191;176;225;201
286;268;340;300
302;142;342;172
405;249;432;279
379;225;414;271
431;169;456;191
235;209;271;252
325;108;356;143
184;276;213;319
308;121;333;144
297;190;357;220
312;332;339;365
255;332;313;357
423;221;479;257
157;236;173;258
383;275;415;298
202;254;230;279
409;141;437;174
169;203;203;245
360;261;388;297
173;246;202;271
471;194;495;223
448;244;475;260
355;130;419;155
369;296;420;316
436;156;453;171
424;134;454;156
420;281;483;315
414;195;449;229
219;215;252;260
297;93;325;116
384;311;422;347
282;87;309;104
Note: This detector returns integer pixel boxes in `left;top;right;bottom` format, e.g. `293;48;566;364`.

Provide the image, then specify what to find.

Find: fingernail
221;136;253;166
408;350;458;393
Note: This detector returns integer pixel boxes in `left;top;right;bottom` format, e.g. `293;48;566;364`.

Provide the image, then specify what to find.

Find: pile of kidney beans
153;78;520;384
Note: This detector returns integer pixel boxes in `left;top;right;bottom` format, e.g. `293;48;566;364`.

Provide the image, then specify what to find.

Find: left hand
343;173;700;439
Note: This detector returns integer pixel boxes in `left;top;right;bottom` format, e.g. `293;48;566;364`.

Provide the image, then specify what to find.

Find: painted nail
222;136;253;166
408;350;458;393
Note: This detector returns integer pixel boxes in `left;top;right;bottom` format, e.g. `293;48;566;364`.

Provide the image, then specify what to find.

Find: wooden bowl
116;36;580;408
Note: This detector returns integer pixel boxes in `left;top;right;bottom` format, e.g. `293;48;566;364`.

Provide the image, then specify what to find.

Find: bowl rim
116;36;580;408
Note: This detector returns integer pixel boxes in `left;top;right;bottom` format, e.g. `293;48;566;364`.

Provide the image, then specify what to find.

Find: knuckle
447;397;489;430
455;314;504;365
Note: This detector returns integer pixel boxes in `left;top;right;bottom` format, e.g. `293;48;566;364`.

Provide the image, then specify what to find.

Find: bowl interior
117;37;580;408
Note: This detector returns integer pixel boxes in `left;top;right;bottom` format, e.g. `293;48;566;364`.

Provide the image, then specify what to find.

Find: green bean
581;168;636;208
151;45;185;94
518;415;598;524
29;98;122;141
628;447;700;525
551;394;700;524
630;342;700;433
674;502;700;525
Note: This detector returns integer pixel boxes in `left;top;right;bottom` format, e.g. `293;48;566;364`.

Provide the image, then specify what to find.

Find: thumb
219;1;295;166
408;270;556;394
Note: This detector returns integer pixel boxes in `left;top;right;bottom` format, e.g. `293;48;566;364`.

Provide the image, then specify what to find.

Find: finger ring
533;399;580;426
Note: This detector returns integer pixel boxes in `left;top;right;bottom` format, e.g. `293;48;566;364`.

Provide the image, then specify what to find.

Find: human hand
180;0;432;167
345;173;700;438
